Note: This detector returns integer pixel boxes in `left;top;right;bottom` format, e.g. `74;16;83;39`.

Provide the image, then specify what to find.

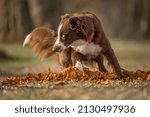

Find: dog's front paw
75;61;83;71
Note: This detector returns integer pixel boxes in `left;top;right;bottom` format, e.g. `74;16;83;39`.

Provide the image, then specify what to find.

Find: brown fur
26;27;56;59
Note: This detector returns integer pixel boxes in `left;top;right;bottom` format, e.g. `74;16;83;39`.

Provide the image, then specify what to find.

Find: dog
23;12;122;76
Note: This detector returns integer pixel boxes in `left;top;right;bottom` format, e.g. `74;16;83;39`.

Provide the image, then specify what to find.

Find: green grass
110;39;150;70
0;43;55;71
0;43;38;70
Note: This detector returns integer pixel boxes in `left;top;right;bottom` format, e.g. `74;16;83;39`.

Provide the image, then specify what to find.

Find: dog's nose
52;44;62;52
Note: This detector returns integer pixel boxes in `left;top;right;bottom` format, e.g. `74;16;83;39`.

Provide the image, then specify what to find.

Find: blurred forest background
0;0;150;42
1;0;150;100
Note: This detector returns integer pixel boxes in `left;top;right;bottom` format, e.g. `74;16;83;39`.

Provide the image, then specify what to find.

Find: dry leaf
0;67;150;86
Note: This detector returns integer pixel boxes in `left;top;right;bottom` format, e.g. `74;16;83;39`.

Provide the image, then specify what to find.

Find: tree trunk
28;0;63;30
144;1;150;39
0;0;33;42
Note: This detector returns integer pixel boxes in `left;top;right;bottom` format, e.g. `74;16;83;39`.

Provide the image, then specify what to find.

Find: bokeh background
0;0;150;100
0;0;150;72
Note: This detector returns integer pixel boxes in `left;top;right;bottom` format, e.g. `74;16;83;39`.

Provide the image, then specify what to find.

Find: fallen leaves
0;67;150;86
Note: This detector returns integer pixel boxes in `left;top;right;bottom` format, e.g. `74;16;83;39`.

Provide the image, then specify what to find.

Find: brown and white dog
23;12;122;76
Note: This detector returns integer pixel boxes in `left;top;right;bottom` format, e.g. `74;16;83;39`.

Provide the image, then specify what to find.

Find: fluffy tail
23;27;56;59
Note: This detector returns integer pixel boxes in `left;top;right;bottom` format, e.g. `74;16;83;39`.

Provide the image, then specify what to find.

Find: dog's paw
75;61;83;71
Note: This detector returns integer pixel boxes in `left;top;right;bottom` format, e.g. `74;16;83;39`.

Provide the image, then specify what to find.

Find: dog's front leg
57;47;73;68
95;54;107;72
71;51;87;71
103;48;122;76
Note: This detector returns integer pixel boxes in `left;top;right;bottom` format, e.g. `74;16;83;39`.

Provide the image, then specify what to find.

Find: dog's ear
69;16;95;38
69;17;82;30
61;14;70;20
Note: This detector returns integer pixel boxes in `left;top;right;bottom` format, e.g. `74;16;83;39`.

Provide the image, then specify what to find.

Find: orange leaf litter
0;67;150;86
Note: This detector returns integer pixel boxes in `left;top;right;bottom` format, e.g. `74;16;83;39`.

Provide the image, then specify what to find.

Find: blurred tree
28;0;63;30
0;0;33;42
0;0;150;42
132;0;144;38
0;0;62;42
144;1;150;39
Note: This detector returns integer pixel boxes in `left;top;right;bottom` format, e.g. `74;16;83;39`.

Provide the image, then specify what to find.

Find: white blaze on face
53;24;66;50
56;24;62;44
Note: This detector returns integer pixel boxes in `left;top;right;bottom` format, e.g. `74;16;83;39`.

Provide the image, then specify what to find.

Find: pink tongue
87;32;94;43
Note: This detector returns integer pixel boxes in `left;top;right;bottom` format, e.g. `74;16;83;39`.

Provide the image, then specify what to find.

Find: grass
110;39;150;70
0;39;150;99
0;43;38;70
0;43;55;71
1;82;150;99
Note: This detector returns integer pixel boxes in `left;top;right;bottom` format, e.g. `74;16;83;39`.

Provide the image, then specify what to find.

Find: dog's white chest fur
71;40;102;57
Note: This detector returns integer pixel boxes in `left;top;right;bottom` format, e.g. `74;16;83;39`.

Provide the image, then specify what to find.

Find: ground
0;38;150;99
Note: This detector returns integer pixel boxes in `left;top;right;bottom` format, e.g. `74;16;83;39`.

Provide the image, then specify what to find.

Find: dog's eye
62;34;66;40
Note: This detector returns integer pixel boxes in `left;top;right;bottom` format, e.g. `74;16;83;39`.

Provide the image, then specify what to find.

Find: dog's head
52;13;95;52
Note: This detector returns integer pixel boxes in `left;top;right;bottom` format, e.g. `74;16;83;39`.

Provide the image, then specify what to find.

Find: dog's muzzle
52;43;65;52
52;44;62;52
